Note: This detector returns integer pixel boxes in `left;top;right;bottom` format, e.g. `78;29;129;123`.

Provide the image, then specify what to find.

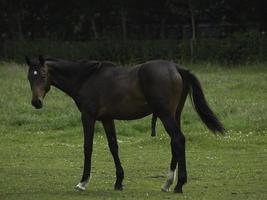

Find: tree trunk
188;0;196;63
259;0;267;32
121;9;127;41
16;14;24;41
91;17;98;40
160;18;166;39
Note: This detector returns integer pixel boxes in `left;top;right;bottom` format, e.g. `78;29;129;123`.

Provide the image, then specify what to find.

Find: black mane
45;57;98;69
45;57;116;75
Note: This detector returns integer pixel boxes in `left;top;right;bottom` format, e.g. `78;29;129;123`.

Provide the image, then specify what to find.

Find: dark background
1;0;266;64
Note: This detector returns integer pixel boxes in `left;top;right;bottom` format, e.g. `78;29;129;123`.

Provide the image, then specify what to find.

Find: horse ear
39;55;45;65
25;56;31;66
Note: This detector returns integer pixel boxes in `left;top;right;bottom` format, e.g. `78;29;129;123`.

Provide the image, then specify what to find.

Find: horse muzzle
31;98;43;109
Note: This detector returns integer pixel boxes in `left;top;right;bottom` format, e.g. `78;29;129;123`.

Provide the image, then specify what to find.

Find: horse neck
48;66;80;99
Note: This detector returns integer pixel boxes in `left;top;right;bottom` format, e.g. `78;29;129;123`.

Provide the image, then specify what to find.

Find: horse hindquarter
138;61;183;117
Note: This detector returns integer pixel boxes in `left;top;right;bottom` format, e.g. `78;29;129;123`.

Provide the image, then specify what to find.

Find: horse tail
177;67;225;134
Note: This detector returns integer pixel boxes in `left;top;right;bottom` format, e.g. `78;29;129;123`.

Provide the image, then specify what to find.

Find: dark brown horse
25;55;224;193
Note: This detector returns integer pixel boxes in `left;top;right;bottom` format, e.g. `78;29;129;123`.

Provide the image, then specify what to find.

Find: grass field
0;62;266;200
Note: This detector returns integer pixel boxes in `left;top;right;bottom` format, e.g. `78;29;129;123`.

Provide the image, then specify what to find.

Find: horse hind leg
161;166;177;192
160;115;187;193
138;62;187;192
161;86;188;192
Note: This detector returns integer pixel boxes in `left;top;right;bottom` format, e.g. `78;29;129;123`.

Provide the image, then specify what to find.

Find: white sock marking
76;180;88;191
161;170;176;192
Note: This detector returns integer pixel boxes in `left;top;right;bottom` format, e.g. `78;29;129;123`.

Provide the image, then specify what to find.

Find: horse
25;55;224;193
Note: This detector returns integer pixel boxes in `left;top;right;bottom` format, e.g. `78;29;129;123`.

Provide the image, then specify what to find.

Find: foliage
181;32;267;64
0;0;266;41
1;34;266;64
0;1;265;64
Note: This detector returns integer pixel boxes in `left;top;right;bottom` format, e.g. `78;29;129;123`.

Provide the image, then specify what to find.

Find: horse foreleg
76;113;95;191
102;120;124;190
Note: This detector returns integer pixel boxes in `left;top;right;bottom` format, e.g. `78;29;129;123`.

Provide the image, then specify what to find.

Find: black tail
178;68;225;134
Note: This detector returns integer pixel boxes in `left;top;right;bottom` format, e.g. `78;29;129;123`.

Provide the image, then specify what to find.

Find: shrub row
1;36;266;64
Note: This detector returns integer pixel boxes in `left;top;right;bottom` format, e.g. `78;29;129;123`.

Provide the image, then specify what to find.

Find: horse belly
96;95;151;120
111;102;152;120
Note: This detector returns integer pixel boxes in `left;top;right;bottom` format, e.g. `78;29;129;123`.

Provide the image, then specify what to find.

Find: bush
179;32;266;64
1;33;266;64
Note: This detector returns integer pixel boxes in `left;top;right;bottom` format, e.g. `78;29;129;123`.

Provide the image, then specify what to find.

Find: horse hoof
173;188;183;193
76;183;86;191
161;182;171;192
114;184;123;191
161;187;169;192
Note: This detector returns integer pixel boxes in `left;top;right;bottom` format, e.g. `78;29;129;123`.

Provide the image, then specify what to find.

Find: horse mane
45;57;116;74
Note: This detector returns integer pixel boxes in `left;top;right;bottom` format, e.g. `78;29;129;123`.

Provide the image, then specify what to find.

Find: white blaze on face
33;70;38;76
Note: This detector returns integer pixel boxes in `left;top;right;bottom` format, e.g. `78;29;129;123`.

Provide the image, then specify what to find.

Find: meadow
0;62;266;200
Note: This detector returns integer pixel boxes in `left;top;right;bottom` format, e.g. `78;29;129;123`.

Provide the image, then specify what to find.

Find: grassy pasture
0;62;266;200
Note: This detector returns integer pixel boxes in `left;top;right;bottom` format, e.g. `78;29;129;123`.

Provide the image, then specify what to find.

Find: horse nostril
31;99;43;109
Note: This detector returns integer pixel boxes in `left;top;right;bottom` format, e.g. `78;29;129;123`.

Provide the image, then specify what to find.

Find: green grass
0;62;266;200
